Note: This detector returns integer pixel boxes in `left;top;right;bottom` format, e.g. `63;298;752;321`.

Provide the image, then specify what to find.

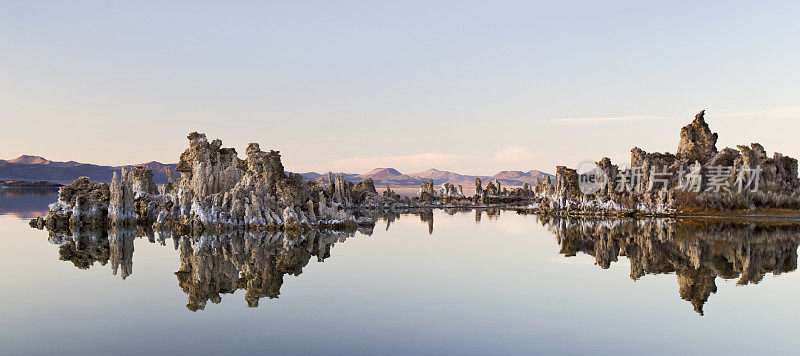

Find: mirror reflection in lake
541;216;799;315
2;190;800;354
0;188;59;219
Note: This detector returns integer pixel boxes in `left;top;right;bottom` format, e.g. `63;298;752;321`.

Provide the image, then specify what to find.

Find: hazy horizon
3;1;799;176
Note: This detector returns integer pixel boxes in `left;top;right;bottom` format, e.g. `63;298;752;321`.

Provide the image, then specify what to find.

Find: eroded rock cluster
417;179;467;204
529;110;800;215
472;178;538;205
411;177;541;206
35;133;387;236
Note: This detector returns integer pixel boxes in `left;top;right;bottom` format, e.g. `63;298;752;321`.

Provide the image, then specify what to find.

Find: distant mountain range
0;155;177;184
0;155;552;188
300;167;552;187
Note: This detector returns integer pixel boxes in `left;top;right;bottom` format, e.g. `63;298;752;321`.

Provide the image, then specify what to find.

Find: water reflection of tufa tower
542;216;800;315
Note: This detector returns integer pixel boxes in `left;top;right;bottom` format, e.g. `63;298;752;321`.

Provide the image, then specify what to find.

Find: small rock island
1;180;63;188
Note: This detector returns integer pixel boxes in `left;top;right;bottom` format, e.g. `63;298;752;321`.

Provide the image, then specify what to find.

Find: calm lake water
2;189;800;355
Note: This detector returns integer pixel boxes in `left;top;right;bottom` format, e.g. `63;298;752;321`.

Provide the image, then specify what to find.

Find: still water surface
1;189;799;355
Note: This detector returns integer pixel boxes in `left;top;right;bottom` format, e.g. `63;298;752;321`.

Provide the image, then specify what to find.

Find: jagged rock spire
677;110;718;164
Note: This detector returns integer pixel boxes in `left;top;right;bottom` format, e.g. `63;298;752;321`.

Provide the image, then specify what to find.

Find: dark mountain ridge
1;155;552;188
0;155;177;184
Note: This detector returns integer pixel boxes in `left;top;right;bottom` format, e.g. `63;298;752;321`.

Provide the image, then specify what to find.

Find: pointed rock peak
677;109;718;163
694;109;705;122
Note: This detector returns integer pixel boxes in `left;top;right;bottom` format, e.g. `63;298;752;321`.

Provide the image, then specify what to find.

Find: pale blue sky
2;1;799;175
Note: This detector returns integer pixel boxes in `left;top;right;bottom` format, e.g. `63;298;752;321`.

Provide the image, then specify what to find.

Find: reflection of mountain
0;188;59;219
540;217;800;315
